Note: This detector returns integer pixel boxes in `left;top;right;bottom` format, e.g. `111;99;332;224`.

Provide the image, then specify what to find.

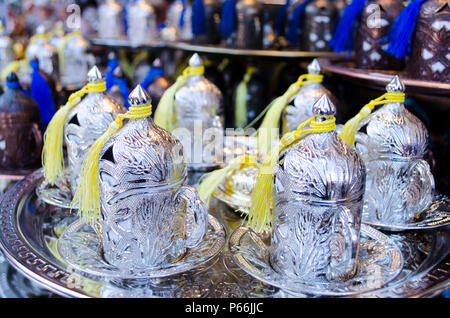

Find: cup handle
327;207;359;282
354;132;369;157
405;159;435;211
174;186;209;249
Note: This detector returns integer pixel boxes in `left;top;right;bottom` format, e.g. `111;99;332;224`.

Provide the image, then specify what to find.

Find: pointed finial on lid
312;94;336;117
152;57;163;68
386;75;405;93
108;51;117;60
189;53;203;67
128;84;152;106
87;65;103;82
307;59;321;74
36;25;46;35
113;66;124;78
6;72;18;83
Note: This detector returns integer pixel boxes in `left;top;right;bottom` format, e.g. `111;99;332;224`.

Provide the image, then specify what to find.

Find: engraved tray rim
0;170;449;298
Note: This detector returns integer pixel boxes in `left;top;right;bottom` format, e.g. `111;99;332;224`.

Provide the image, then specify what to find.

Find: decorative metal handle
354;132;369;157
174;185;209;249
327;206;359;282
405;159;435;211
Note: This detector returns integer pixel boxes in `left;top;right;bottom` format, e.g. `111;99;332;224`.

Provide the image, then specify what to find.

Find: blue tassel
380;0;427;59
275;0;291;36
105;57;120;91
286;0;312;45
29;60;56;129
219;0;237;38
192;0;207;35
329;0;367;53
179;0;187;28
112;76;130;109
6;78;31;97
140;67;165;89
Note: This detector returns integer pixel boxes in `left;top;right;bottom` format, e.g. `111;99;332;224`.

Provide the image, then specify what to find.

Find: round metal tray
0;170;448;298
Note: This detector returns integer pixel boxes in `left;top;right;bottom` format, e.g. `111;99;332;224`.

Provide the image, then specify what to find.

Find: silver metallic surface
25;26;59;78
65;66;127;195
0;23;14;79
96;85;209;271
0;171;448;298
98;0;126;40
354;76;435;226
58;214;225;279
272;95;366;282
60;32;93;89
164;0;193;41
173;54;224;170
127;0;158;45
282;59;340;134
229;223;403;296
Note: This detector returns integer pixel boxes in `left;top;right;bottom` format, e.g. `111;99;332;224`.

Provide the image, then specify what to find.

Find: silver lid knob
307;59;321;74
152;58;163;68
188;53;203;67
128;84;152;106
385;75;405;93
312;94;336;117
87;65;103;82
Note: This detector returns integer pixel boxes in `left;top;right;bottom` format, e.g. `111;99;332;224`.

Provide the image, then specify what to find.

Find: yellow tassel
197;154;257;202
256;73;323;156
153;65;205;131
248;115;336;233
41;81;107;185
235;67;257;128
71;104;153;225
338;92;405;146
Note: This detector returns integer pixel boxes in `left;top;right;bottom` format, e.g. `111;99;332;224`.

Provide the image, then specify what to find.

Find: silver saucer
58;215;226;280
229;224;404;297
35;169;74;209
362;194;450;232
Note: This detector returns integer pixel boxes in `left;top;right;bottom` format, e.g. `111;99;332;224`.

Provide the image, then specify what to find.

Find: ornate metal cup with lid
301;0;338;52
407;0;449;83
73;85;209;271
25;25;59;80
250;95;366;282
351;76;435;225
354;0;404;70
59;31;93;90
164;0;193;41
98;0;125;40
235;0;264;49
64;66;127;195
172;53;224;170
282;59;339;135
127;0;158;45
0;21;15;79
0;72;42;170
